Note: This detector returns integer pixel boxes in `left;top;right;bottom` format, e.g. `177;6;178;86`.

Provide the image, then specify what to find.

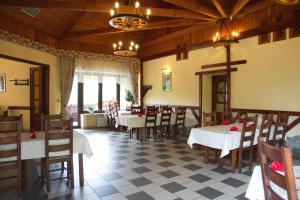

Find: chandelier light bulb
146;9;151;16
135;44;139;49
115;2;120;9
118;41;123;46
113;43;117;49
130;41;134;46
216;32;220;38
135;1;140;8
213;36;217;42
232;31;239;37
129;46;133;50
110;9;115;17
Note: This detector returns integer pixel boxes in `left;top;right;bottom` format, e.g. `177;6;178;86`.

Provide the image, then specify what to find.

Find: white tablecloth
116;114;197;131
118;110;131;116
0;129;93;161
246;165;300;200
187;123;275;157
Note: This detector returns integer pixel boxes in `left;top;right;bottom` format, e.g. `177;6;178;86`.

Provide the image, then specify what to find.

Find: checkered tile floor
2;129;252;200
64;129;251;200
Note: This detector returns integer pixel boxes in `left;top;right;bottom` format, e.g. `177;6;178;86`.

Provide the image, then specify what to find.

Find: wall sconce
162;66;168;71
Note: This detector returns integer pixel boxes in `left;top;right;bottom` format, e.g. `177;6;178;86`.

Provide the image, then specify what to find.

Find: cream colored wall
143;36;300;136
0;59;32;128
0;39;61;128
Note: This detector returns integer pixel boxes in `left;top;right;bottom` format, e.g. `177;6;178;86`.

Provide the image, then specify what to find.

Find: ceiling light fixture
112;35;139;57
212;19;239;47
109;1;151;31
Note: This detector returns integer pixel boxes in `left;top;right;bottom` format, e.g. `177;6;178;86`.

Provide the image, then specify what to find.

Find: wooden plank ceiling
0;0;299;60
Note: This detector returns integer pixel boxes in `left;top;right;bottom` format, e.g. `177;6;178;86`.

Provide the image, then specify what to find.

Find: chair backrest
273;113;289;145
131;106;142;114
236;111;248;122
159;105;169;113
175;106;186;126
240;115;258;148
44;114;63;130
258;137;298;200
160;107;172;127
203;111;217;127
45;118;73;159
221;111;232;123
145;108;157;128
0;116;22;163
259;114;273;143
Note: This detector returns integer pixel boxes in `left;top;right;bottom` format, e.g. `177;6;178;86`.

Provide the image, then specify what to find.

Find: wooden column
226;45;231;111
98;82;103;111
199;75;202;127
78;82;83;127
116;83;120;105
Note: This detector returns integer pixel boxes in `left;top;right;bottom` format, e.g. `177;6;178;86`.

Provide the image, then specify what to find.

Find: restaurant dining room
0;0;300;200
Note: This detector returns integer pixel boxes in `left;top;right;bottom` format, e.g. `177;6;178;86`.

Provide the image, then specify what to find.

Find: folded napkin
30;130;36;139
246;124;254;129
269;161;284;173
62;126;71;131
222;120;229;125
239;119;245;123
230;126;239;131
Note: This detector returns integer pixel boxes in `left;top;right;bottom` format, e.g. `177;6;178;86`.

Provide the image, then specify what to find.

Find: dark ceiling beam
0;0;214;20
62;19;214;39
236;0;274;18
230;0;251;17
211;0;228;18
161;0;220;18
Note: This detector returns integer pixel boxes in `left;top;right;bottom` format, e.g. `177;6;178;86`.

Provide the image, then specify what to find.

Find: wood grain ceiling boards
0;0;299;60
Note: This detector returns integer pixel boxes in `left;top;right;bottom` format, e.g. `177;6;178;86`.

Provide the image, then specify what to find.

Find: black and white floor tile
1;129;252;200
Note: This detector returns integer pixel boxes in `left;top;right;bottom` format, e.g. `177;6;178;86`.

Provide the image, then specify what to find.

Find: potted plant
125;89;134;110
88;105;94;113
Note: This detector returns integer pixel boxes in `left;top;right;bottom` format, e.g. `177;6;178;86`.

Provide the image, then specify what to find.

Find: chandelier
109;1;151;31
113;39;139;57
274;0;299;5
212;19;239;47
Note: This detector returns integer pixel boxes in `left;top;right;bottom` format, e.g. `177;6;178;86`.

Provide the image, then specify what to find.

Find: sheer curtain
75;58;136;106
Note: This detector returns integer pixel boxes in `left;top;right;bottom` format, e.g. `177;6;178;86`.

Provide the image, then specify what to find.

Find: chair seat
49;155;70;164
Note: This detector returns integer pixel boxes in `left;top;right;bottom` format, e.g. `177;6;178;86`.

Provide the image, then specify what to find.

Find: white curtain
75;58;135;100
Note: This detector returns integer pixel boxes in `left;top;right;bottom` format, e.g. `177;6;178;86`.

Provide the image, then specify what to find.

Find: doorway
212;75;228;124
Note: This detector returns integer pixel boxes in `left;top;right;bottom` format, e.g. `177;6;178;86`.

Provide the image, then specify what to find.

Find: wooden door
30;67;42;130
212;75;228;124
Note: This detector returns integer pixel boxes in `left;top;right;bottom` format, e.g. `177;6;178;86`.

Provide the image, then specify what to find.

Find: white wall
143;36;300;136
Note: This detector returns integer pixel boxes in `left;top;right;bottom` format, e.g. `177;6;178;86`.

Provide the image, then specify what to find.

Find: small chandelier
113;40;139;57
109;1;151;31
274;0;299;5
212;19;239;47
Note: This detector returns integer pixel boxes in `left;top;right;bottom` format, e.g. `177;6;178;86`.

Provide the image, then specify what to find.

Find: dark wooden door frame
212;75;228;112
0;53;50;129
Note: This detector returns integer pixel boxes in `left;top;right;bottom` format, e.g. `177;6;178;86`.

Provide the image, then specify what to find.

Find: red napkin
62;126;71;131
138;112;145;117
230;126;238;131
269;161;284;173
239;119;245;123
30;130;36;139
222;120;229;125
246;124;254;129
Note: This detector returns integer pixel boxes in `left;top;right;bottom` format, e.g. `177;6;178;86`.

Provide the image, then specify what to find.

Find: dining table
115;113;198;131
245;165;300;199
0;129;93;187
187;123;275;172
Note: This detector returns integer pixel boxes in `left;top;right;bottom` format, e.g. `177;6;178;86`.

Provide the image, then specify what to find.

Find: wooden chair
238;115;258;172
256;114;274;163
146;105;156;111
203;111;217;127
131;105;142;114
234;111;248;123
42;117;74;192
142;109;157;143
221;111;233;123
156;107;172;141
273;113;289;147
0;116;22;198
258;137;298;200
172;106;187;138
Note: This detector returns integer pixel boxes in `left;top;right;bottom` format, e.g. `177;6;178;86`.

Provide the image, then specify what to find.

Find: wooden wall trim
8;106;30;110
231;108;300;116
0;53;47;66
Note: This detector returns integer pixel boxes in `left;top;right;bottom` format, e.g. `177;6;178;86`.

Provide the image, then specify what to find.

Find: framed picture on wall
0;73;5;92
162;72;172;92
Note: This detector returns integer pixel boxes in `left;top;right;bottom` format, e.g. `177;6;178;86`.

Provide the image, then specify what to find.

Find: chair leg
238;150;243;173
61;162;64;170
69;161;74;189
249;147;253;171
17;162;22;199
45;162;51;192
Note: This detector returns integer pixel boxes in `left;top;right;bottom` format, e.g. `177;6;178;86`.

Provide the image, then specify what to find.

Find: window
102;76;116;103
83;75;98;111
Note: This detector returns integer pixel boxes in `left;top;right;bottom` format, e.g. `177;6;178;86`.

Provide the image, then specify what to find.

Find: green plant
125;89;134;103
88;105;94;112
